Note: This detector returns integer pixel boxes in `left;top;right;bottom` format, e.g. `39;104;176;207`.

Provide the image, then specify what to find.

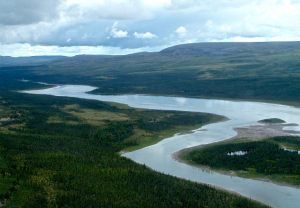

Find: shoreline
121;117;228;153
173;122;300;188
20;80;300;109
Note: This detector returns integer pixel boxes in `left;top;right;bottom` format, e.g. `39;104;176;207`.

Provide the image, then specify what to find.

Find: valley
1;42;300;208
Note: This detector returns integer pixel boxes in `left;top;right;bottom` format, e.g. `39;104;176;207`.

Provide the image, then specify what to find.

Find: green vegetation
0;42;299;207
182;136;300;186
0;78;266;207
258;118;285;124
1;42;299;104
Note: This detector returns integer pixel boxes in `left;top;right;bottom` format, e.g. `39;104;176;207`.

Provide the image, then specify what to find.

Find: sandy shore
174;121;300;158
232;123;299;141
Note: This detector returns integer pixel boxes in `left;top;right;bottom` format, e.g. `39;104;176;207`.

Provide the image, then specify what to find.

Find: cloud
0;43;165;57
109;22;128;38
110;28;128;38
175;26;187;37
61;0;171;21
1;0;300;56
0;0;62;25
134;32;157;39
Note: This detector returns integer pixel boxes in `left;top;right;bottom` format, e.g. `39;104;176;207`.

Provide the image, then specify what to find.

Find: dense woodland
0;77;267;207
184;136;300;185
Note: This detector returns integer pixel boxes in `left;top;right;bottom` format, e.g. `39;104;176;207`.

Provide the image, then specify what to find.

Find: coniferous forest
183;136;300;186
0;76;267;207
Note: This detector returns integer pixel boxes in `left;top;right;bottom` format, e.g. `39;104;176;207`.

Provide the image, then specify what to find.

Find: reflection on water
24;85;300;208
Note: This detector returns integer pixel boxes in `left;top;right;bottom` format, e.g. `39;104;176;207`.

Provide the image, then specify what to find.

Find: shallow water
24;85;300;208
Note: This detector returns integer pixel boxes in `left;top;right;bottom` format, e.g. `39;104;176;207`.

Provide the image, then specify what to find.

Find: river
23;85;300;208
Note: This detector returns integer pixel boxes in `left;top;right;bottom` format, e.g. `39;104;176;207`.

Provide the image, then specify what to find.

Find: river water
23;85;300;208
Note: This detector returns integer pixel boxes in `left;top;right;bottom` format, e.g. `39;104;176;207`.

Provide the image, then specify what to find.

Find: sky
1;0;300;57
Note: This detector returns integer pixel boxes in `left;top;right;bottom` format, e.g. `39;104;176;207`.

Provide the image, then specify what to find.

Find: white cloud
175;26;187;37
111;28;128;38
222;35;300;43
62;0;170;21
110;22;128;38
134;32;157;39
2;0;300;56
0;43;165;57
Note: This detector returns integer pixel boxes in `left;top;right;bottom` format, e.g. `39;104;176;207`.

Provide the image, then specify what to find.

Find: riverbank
122;116;226;152
176;121;300;186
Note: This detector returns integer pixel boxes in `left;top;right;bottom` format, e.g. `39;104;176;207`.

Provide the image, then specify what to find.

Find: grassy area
0;79;267;208
122;111;224;152
181;136;300;186
60;103;225;152
123;123;212;152
61;104;129;126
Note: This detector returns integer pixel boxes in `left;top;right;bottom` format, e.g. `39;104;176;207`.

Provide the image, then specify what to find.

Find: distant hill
160;41;300;56
0;56;66;67
1;42;299;103
3;41;300;67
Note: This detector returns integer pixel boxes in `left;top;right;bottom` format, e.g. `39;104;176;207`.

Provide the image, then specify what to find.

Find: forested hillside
1;42;299;103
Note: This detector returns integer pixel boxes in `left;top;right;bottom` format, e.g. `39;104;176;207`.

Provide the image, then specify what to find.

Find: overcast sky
1;0;300;56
